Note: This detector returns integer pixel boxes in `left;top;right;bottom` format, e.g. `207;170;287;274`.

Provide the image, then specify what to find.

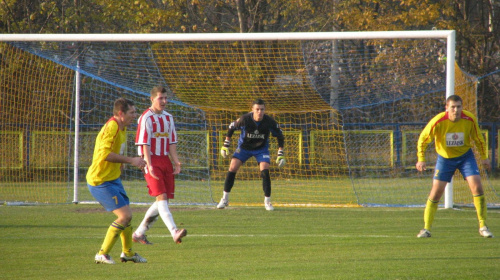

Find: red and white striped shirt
136;109;178;156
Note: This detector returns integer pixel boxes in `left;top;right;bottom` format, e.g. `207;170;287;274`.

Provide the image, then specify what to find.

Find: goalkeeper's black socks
224;171;237;192
261;169;271;197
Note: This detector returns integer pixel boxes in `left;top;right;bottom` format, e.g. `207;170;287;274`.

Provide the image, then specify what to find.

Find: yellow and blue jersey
417;110;487;162
86;117;127;186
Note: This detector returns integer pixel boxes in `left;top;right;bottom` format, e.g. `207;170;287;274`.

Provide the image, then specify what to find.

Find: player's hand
276;150;286;168
173;162;182;175
131;157;147;169
416;161;426;172
148;165;160;180
481;159;491;171
220;139;230;158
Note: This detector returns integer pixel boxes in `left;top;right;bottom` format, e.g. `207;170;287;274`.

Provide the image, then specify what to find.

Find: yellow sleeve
417;113;444;162
466;111;488;160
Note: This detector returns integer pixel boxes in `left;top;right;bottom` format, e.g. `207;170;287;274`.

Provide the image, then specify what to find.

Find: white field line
2;233;409;239
149;234;407;238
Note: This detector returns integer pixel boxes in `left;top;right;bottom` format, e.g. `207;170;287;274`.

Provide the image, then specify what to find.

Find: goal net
1;32;497;207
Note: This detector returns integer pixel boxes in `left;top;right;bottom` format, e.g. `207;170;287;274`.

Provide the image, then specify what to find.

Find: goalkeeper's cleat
132;232;153;245
95;253;115;264
173;228;187;244
479;226;493;238
417;229;431;238
120;252;147;263
217;198;228;209
265;202;274;211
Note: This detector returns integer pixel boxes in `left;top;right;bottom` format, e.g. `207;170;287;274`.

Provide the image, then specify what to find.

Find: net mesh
0;36;497;207
452;64;498;206
0;44;74;203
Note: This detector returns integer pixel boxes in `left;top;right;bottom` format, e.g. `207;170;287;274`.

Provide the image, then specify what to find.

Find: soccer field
1;204;499;279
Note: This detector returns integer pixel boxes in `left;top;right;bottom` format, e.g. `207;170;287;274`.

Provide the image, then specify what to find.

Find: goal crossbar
0;30;454;42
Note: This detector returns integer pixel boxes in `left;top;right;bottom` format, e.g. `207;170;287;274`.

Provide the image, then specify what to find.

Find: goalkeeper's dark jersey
227;112;284;151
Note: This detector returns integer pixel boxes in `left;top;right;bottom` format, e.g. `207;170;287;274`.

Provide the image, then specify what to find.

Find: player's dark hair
151;86;168;98
446;95;462;104
252;98;266;106
113;98;134;116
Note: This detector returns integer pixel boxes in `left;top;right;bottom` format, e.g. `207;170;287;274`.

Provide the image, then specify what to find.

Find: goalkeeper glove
276;150;286;168
220;139;230;158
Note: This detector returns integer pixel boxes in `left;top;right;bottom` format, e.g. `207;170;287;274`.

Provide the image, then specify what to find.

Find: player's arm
220;118;240;158
135;114;159;178
220;137;231;158
480;159;491;171
169;143;182;175
167;117;182;174
272;122;286;168
105;152;146;169
469;113;490;170
142;145;159;180
416;119;436;172
99;120;146;169
276;148;285;168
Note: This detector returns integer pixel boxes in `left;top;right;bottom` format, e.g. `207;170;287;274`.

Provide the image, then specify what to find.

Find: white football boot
417;229;431;238
173;228;188;244
264;197;274;211
217;198;228;209
120;252;147;263
479;226;493;238
95;254;115;264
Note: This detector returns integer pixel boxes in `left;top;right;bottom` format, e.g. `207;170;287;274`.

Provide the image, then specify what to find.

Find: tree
330;0;499;121
1;0;498;121
444;0;500;121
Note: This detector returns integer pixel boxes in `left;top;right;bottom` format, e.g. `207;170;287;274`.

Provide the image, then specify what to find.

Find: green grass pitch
1;204;499;279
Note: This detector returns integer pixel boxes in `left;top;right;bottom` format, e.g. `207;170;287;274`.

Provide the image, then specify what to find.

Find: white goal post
0;31;457;207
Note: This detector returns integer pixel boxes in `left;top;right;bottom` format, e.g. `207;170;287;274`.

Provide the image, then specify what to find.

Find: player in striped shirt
416;95;493;238
217;98;285;211
132;86;187;245
87;98;147;264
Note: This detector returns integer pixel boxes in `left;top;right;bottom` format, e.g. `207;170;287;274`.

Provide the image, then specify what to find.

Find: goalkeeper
217;98;285;211
416;95;492;238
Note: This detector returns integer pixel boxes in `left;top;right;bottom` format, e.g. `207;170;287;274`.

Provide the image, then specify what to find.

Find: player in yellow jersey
87;98;148;264
416;95;492;238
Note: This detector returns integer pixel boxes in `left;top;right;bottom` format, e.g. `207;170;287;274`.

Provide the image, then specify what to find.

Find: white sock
157;200;177;237
265;196;271;204
135;201;159;236
222;191;230;201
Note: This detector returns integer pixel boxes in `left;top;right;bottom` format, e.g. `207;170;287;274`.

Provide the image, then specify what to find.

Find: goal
1;31;496;207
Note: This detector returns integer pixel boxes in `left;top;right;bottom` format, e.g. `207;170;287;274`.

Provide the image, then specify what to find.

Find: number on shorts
434;169;439;177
